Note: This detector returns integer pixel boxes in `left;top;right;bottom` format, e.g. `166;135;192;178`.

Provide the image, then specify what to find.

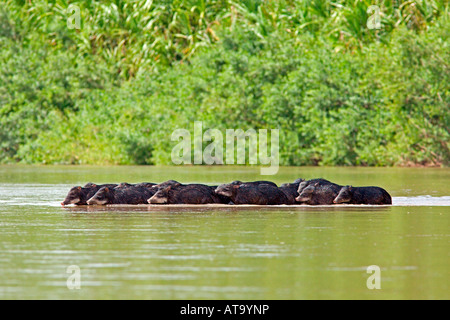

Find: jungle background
0;0;448;166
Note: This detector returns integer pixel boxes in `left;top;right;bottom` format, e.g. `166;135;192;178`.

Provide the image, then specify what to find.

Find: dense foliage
0;0;448;166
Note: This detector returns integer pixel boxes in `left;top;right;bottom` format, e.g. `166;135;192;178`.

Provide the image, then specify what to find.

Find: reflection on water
61;204;394;214
0;166;448;300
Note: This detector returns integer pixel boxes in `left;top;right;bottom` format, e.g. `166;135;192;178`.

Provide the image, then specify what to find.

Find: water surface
0;165;448;299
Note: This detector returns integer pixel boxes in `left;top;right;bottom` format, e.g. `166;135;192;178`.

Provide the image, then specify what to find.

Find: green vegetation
0;0;448;166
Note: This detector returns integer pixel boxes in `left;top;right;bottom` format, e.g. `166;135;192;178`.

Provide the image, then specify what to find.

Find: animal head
215;183;240;197
297;180;310;194
61;186;83;206
148;186;172;204
87;187;112;205
295;183;318;202
83;182;97;188
333;186;353;204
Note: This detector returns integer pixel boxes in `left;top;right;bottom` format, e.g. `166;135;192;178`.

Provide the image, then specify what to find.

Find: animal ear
77;186;82;191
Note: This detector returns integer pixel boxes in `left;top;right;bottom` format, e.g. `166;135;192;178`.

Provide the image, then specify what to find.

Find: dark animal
295;179;343;205
116;182;156;189
333;185;392;205
151;180;182;190
135;182;157;188
116;182;134;188
215;183;290;205
297;178;339;194
83;182;98;188
279;178;305;204
209;186;233;204
87;185;156;205
148;184;221;204
61;184;118;206
230;180;278;187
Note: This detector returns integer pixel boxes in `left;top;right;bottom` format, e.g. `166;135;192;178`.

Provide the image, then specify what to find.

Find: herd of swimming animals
61;178;392;206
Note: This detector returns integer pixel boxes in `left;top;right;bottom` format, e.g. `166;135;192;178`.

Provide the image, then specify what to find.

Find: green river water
0;165;448;299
